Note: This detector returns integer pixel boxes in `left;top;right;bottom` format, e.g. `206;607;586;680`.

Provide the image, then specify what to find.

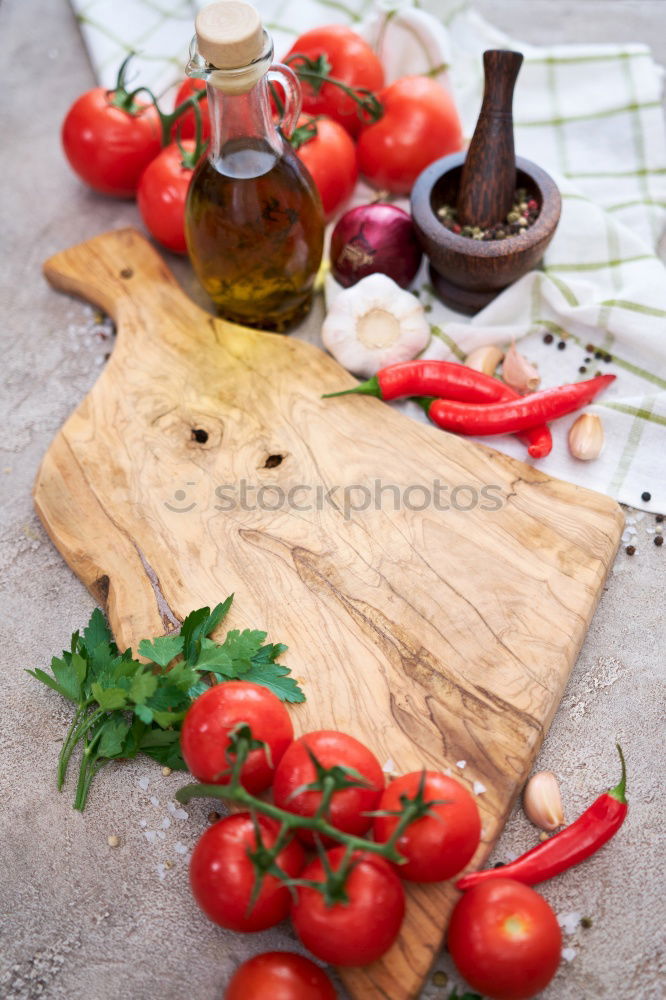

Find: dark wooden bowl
411;153;561;315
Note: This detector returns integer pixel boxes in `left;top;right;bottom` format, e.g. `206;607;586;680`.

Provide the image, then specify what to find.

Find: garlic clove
465;345;504;376
502;341;540;393
523;770;564;831
568;413;605;461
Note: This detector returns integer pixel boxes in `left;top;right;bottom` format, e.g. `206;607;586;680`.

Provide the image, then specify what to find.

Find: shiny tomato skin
137;141;198;254
285;26;384;138
172;78;210;141
294;116;358;220
180;681;293;794
447;879;562;999
62;89;162;197
225;952;336;1000
190;813;305;932
357;76;463;194
272;730;384;846
373;771;481;882
291;847;405;966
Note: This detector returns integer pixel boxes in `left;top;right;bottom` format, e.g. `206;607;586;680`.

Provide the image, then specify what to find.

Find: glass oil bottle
184;1;324;332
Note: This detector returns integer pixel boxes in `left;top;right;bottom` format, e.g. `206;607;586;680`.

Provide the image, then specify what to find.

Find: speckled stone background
1;2;664;998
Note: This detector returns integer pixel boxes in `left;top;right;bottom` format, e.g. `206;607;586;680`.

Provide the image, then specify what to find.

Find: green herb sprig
28;596;303;811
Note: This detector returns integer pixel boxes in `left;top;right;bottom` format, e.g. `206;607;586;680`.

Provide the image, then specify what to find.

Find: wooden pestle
457;50;524;230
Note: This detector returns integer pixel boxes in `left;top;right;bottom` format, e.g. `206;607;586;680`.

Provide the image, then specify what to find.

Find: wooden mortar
411;50;561;315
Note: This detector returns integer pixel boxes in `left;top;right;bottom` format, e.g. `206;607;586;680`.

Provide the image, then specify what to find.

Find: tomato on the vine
225;952;336;1000
137;140;203;254
62;73;161;197
292;115;358;220
180;681;293;793
171;78;210;141
447;879;562;1000
285;26;384;138
190;813;305;932
357;76;463;194
272;730;384;846
291;847;405;966
373;771;481;882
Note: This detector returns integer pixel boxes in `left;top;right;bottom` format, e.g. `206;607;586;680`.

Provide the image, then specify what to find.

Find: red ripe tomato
224;952;336;1000
272;730;384;846
293;115;358;220
291;848;405;966
373;771;481;882
171;78;210;141
137;141;200;254
285;26;384;138
62;89;162;197
357;76;463;194
180;681;293;794
190;813;305;932
447;879;562;1000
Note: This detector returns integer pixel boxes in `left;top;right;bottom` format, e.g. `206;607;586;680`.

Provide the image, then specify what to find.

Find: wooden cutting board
35;229;623;1000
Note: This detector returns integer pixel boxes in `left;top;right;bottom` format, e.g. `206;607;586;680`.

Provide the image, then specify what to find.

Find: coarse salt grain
139;819;147;828
156;863;167;881
473;781;486;795
382;758;397;774
156;830;166;840
150;796;160;807
168;802;189;820
562;947;578;963
138;777;150;791
143;830;158;845
161;817;171;829
174;842;189;855
557;912;582;935
456;760;466;769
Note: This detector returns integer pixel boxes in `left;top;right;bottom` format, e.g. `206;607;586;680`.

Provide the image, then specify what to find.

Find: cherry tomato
291;848;405;966
373;771;481;882
137;141;200;254
180;681;293;794
447;879;562;1000
190;813;305;932
357;76;463;195
225;952;336;1000
285;26;384;138
272;730;384;846
62;90;161;198
293;115;358;220
171;79;210;141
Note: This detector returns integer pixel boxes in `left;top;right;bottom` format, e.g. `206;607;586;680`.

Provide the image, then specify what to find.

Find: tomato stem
285;52;383;125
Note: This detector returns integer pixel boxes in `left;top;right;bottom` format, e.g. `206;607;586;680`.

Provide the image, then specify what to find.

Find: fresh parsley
28;595;304;810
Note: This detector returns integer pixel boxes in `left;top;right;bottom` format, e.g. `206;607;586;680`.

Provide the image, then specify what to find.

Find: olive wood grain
458;49;524;229
35;229;623;1000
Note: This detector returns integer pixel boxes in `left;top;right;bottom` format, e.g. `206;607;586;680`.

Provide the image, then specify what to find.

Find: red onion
330;204;423;289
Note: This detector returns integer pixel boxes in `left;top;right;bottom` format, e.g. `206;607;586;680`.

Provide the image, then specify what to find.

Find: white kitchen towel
69;0;666;512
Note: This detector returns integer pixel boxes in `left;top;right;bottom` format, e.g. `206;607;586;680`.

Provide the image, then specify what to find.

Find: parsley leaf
137;634;184;668
243;660;306;703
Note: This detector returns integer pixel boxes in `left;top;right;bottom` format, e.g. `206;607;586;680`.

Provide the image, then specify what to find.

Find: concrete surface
1;1;664;999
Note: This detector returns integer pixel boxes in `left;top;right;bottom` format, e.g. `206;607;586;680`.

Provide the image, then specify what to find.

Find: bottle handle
267;63;302;139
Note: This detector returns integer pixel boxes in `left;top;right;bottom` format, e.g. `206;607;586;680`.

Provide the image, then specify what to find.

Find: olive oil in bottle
185;1;324;332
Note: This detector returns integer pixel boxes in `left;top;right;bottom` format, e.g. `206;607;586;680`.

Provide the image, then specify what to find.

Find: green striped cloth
71;0;666;512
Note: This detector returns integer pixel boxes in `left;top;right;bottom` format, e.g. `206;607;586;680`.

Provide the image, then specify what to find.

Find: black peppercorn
656;514;664;523
584;356;591;363
579;366;587;374
603;353;613;363
655;535;664;547
595;350;603;359
581;916;593;929
642;491;652;502
585;343;595;353
543;333;554;344
557;341;566;351
625;545;636;555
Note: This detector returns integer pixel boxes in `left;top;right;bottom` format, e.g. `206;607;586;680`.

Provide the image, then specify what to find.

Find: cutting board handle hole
264;454;283;468
191;428;209;444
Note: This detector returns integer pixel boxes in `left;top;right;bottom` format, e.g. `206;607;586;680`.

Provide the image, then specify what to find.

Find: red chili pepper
323;361;553;459
423;374;615;436
457;745;628;890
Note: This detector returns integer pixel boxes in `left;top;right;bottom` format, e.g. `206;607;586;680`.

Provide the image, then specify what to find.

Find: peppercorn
586;343;595;353
642;491;652;502
579;366;587;374
603;353;613;363
208;810;222;823
584;356;591;363
625;545;636;555
655;535;664;547
595;350;603;359
656;514;664;523
557;341;566;351
581;916;593;929
543;333;554;344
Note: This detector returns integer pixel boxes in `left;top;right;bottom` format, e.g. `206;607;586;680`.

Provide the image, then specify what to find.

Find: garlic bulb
465;345;504;376
502;342;540;393
322;274;430;378
568;413;605;461
523;771;564;831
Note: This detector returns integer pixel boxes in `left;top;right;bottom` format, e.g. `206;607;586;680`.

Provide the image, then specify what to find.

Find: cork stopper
195;1;264;70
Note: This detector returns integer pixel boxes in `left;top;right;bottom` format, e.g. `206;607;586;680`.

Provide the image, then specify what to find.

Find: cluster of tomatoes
177;680;562;1000
60;25;463;257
